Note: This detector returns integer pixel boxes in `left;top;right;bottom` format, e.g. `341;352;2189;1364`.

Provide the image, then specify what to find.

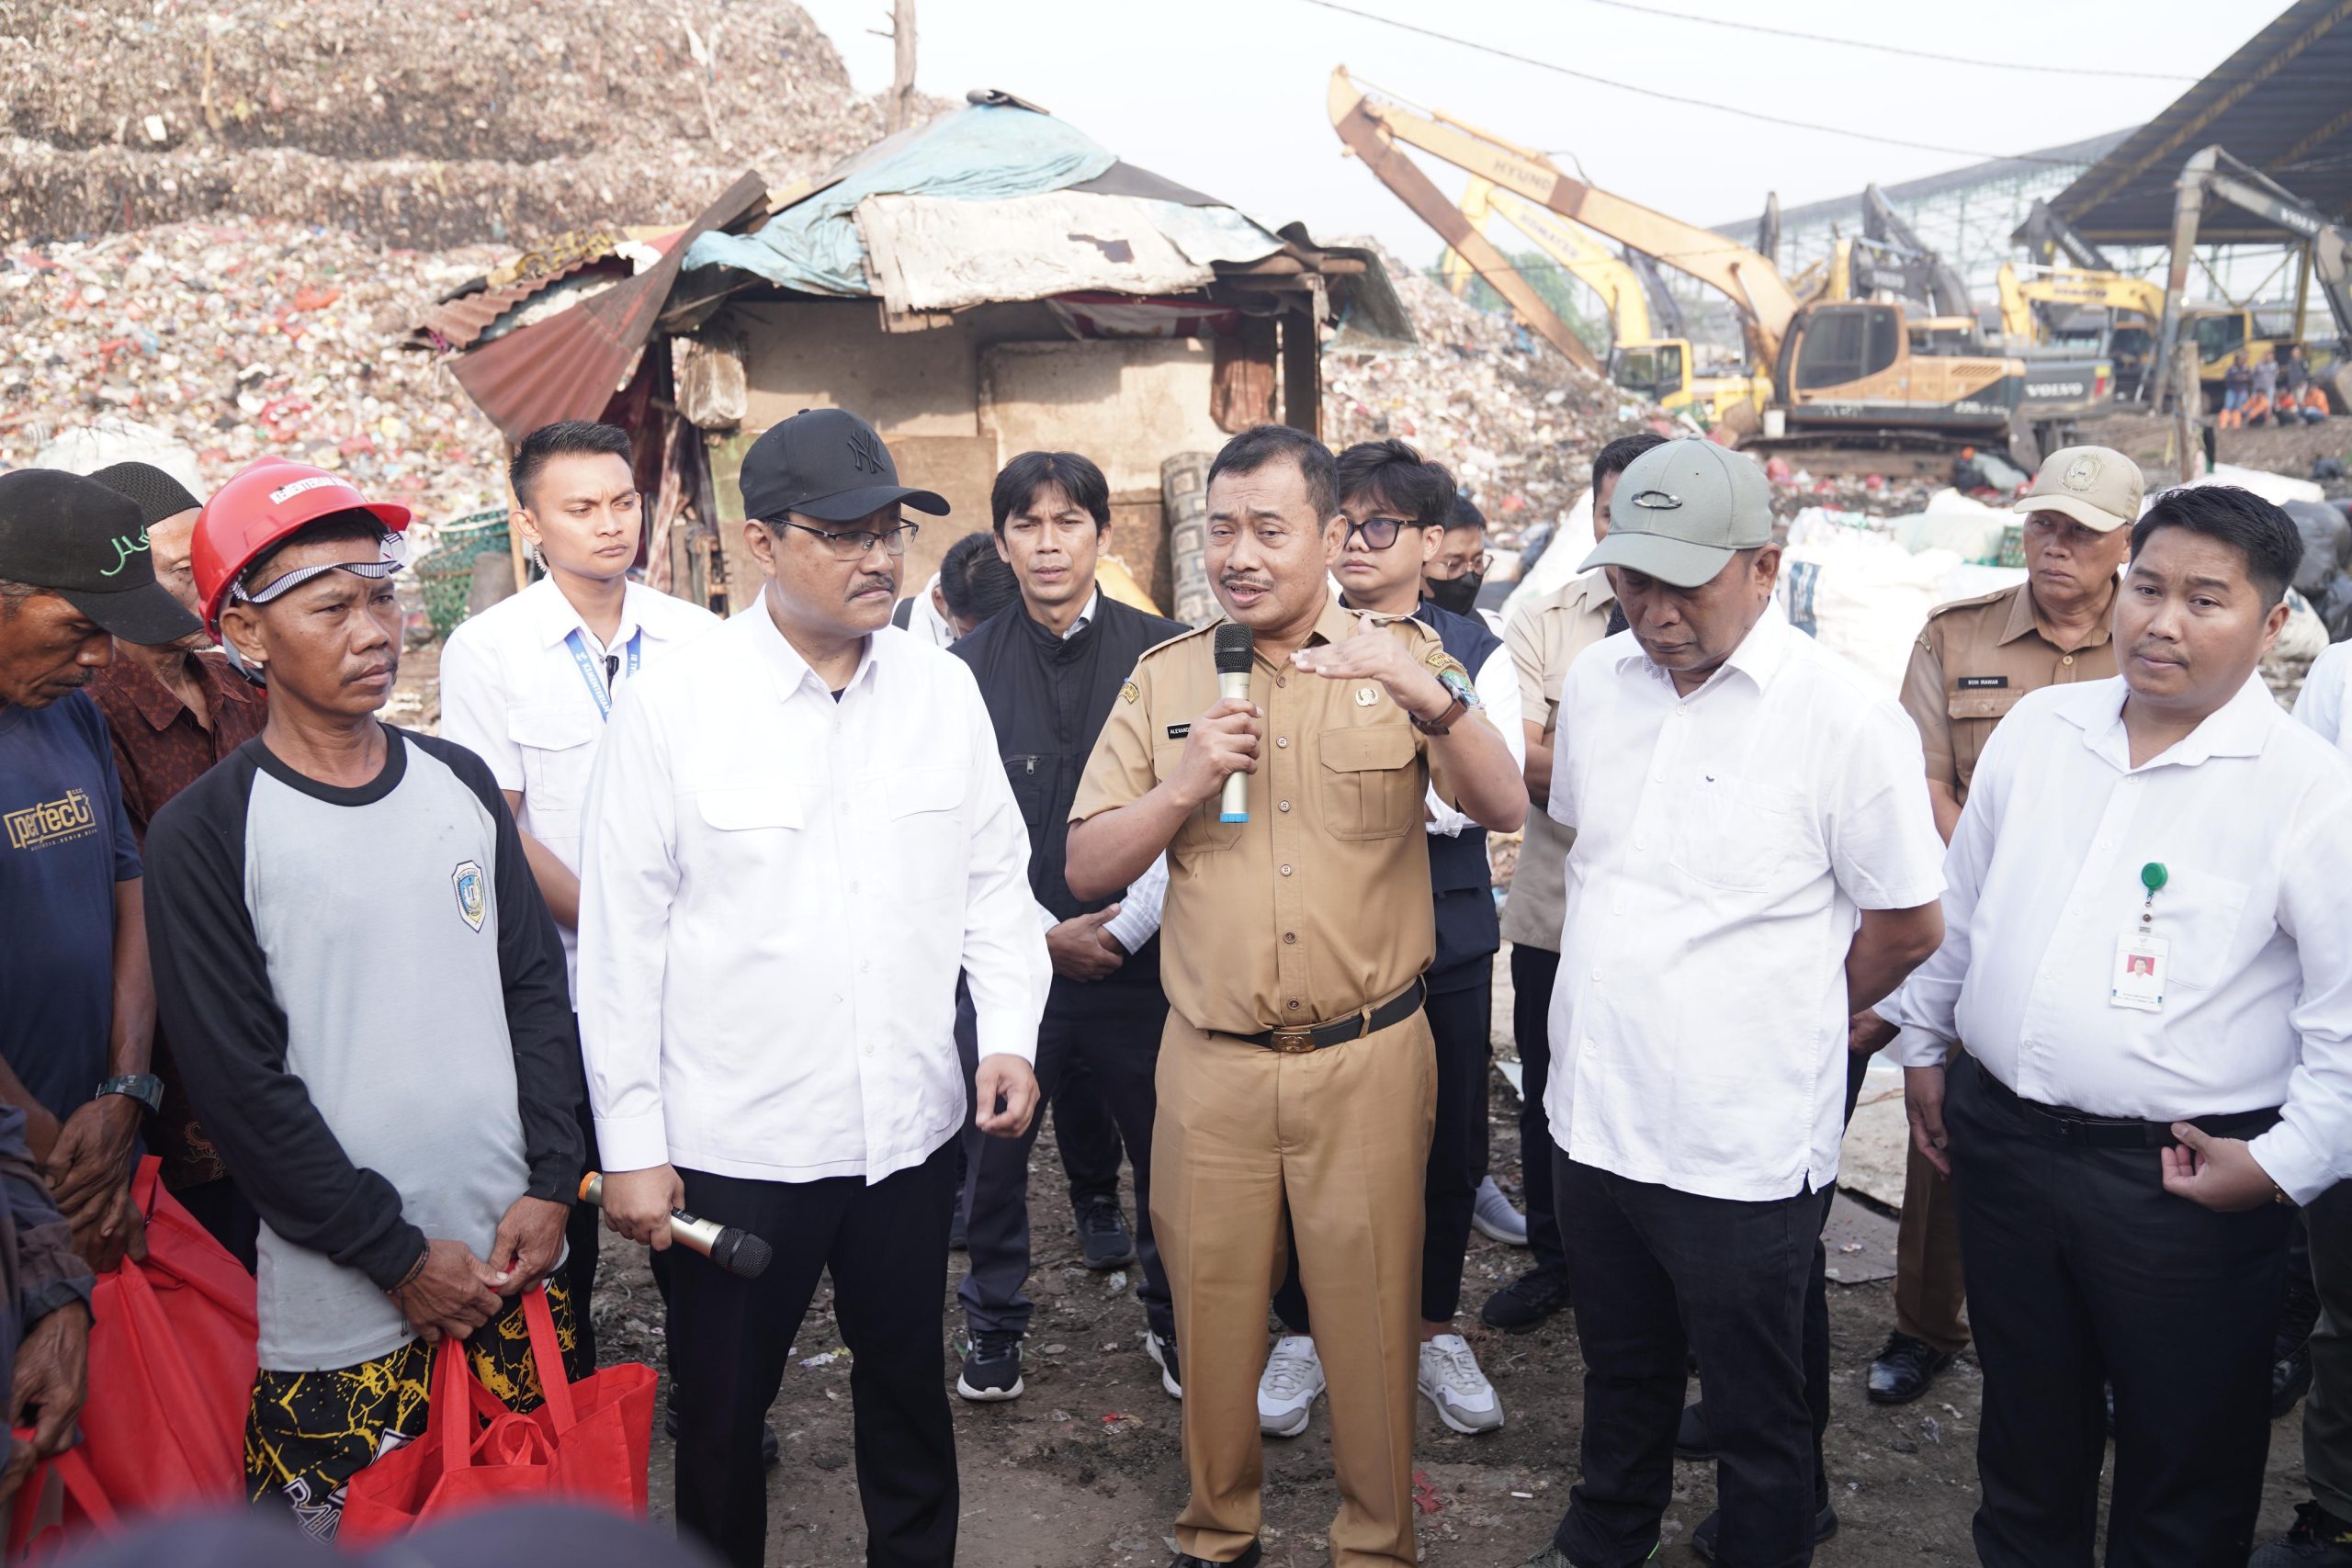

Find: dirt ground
583;1066;2318;1567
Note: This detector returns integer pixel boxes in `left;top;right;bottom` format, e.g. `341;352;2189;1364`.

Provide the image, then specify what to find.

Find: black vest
952;593;1188;993
1414;601;1504;992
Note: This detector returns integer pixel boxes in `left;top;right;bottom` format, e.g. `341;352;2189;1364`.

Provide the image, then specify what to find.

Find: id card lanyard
565;626;642;721
2110;861;2168;1013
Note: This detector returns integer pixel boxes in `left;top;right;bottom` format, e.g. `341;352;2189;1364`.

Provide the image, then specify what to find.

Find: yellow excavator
1330;67;2030;464
1438;177;1766;425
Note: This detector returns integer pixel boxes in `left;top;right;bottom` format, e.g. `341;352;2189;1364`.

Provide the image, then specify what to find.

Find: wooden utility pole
884;1;918;134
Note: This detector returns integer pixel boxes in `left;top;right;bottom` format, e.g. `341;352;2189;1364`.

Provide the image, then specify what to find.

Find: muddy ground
585;1068;2317;1567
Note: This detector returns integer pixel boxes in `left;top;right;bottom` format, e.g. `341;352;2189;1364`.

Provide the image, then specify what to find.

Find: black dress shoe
2252;1500;2352;1565
1866;1331;1955;1405
1170;1542;1261;1568
1479;1266;1569;1332
1676;1400;1713;1461
1691;1502;1838;1562
2275;1339;2316;1420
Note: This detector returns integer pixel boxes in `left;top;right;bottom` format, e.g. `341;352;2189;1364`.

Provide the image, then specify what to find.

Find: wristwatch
95;1074;164;1116
1410;665;1480;737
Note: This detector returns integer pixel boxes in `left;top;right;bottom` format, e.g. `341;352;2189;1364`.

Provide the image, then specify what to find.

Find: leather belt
1243;978;1427;1055
1971;1058;2279;1149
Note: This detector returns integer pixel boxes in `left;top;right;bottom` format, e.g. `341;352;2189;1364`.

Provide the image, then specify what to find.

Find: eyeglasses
1428;550;1494;581
232;531;409;607
767;518;922;560
1341;516;1429;550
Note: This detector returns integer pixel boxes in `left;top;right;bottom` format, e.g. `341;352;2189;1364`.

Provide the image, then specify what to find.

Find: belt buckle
1267;1028;1317;1055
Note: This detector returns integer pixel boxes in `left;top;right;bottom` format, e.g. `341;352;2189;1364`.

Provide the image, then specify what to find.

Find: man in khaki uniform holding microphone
1067;424;1526;1568
1855;445;2135;1406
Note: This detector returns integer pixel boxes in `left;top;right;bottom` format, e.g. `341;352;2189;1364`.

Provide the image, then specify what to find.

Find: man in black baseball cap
0;466;200;1284
739;406;951;527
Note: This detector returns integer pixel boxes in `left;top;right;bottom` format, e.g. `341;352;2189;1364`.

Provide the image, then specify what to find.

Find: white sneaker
1257;1335;1326;1438
1473;1175;1529;1246
1419;1333;1505;1434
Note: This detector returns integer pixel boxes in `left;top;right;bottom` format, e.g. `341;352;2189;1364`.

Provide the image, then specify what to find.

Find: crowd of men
0;400;2349;1568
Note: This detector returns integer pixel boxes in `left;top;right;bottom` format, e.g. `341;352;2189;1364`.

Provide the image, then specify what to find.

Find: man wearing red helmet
140;460;584;1540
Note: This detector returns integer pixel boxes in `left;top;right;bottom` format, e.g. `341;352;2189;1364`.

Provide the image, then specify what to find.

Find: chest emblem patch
1355;686;1380;706
452;860;488;933
1120;680;1139;705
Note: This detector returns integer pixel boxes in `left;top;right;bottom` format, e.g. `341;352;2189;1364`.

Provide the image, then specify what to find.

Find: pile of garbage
2;0;888;246
0;220;510;523
1324;246;1657;538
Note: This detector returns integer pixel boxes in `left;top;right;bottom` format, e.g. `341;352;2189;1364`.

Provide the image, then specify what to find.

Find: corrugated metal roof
411;255;616;350
2042;0;2352;242
1709;130;2133;238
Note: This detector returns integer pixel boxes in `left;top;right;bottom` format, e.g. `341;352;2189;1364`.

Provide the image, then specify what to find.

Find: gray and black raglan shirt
141;727;580;1372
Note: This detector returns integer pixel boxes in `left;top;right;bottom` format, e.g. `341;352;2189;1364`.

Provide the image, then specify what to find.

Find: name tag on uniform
2110;932;2168;1012
1957;676;2008;690
1165;723;1192;740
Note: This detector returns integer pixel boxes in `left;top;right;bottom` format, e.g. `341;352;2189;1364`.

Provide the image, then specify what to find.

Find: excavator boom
1329;67;1798;364
1477;181;1652;344
1861;185;1973;321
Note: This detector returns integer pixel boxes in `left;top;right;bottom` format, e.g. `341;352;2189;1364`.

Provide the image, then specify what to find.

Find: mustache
1220;574;1273;591
2129;638;2184;663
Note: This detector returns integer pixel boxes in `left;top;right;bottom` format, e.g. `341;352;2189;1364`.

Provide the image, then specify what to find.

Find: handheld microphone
579;1172;774;1280
1213;623;1254;824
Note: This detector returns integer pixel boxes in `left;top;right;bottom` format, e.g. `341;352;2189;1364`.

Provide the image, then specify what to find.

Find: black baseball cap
0;468;204;644
739;408;949;525
87;460;203;530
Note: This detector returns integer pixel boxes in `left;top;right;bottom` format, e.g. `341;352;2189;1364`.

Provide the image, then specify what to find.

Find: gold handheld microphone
579;1172;774;1280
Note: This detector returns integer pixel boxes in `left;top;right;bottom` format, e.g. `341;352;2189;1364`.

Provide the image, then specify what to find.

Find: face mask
1425;571;1484;616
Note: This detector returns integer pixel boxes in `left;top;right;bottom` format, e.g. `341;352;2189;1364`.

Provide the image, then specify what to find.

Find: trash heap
0;220;510;523
1323;246;1657;538
2;0;887;247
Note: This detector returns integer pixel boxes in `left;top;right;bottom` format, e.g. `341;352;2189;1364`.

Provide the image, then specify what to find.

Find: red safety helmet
193;457;412;632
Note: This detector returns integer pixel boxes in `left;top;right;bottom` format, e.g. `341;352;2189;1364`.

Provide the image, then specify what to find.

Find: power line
1304;0;2109;166
1572;0;2201;82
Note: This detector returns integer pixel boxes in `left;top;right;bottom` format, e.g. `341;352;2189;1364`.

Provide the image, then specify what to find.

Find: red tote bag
75;1158;257;1512
508;1288;657;1517
6;1439;122;1562
337;1327;558;1545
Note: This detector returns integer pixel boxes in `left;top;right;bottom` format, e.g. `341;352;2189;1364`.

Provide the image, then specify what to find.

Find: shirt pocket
695;785;804;835
1002;754;1051;830
2154;868;2253;991
1667;777;1815;893
887;766;970;898
508;702;604;818
1317;722;1419;842
1152;741;1242;854
1946;686;2025;793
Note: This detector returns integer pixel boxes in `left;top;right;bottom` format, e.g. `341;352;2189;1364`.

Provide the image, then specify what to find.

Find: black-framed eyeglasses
1341;515;1428;550
766;518;922;560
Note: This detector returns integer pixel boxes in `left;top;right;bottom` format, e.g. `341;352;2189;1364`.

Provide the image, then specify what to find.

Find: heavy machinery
1330;67;2029;466
1439;177;1765;425
2152;145;2352;413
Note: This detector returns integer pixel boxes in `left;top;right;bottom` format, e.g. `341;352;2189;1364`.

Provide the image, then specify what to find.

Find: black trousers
1052;1045;1126;1207
669;1142;960;1568
1947;1053;2290;1567
1275;969;1491;1329
961;981;1171;1341
1552;1157;1834;1568
2304;1181;2352;1524
1511;943;1567;1277
561;1035;602;1370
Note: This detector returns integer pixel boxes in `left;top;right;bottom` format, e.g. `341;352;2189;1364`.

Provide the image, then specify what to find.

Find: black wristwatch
95;1074;164;1116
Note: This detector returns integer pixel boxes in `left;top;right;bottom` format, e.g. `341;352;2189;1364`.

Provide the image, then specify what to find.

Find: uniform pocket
1317;723;1419;841
1667;778;1813;892
1947;687;2025;791
2154;869;2253;991
508;702;603;817
1002;755;1050;829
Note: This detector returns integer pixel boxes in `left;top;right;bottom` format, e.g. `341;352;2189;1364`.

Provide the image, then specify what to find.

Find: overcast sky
794;0;2256;265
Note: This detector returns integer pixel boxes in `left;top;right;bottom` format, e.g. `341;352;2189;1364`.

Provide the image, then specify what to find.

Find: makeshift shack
409;90;1414;617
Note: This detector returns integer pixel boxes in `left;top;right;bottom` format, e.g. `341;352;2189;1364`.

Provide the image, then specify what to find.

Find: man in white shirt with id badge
1890;483;2352;1565
438;420;718;1367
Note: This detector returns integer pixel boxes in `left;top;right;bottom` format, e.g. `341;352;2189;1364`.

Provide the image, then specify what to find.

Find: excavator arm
1329;67;1799;365
1861;184;1974;321
2017;199;2115;274
1475;180;1652;344
2152;145;2352;407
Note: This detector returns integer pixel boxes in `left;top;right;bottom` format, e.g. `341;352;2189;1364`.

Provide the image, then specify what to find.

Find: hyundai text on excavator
1439;176;1766;426
1330;68;2031;471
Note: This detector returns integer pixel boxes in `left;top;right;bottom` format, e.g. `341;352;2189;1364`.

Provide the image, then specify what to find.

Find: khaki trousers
1152;1009;1436;1567
1894;1048;1970;1354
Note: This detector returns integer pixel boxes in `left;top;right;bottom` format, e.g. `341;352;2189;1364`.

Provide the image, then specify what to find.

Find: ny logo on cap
845;428;886;476
1630;489;1683;511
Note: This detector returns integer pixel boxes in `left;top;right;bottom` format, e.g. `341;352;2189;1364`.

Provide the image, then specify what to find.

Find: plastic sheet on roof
681;103;1116;296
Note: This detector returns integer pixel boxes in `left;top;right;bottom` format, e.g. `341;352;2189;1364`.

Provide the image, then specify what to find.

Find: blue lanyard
565;627;641;721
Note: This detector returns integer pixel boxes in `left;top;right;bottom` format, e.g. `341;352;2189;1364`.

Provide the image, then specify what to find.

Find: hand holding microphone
1171;626;1261;819
1213;625;1255;823
582;1170;774;1280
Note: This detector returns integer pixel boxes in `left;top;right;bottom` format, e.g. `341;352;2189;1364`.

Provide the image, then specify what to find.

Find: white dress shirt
576;606;1049;1184
1546;604;1947;1201
437;576;719;997
899;572;959;649
1888;674;2352;1204
2294;640;2352;748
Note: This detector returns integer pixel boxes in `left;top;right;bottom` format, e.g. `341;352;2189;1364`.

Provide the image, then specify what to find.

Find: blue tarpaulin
683;103;1118;296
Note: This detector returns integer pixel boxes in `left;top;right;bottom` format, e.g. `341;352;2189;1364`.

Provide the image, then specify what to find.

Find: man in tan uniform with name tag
1067;424;1526;1568
1857;445;2135;1406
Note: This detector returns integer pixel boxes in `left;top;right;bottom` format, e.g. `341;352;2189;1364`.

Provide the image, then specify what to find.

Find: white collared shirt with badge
574;608;1049;1185
1546;603;1947;1201
1887;673;2352;1204
438;576;720;998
